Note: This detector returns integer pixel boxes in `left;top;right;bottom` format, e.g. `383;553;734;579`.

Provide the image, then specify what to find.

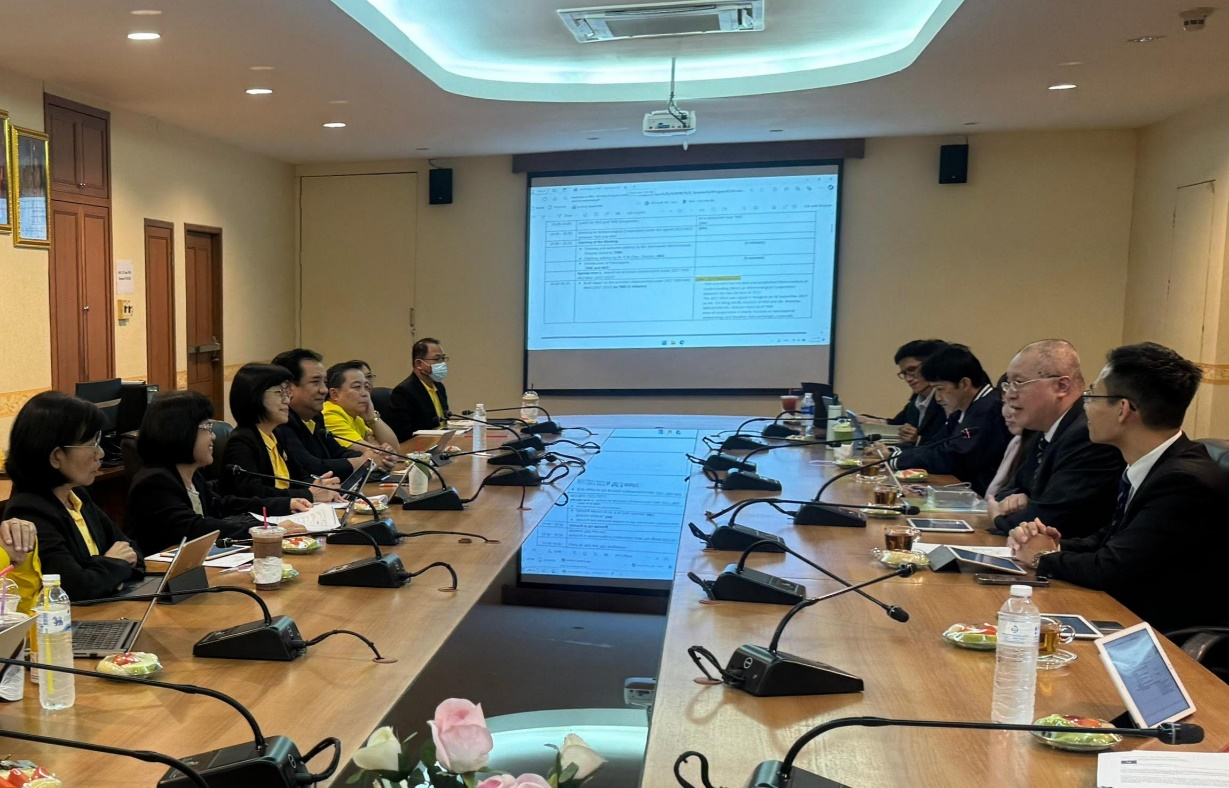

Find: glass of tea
872;486;900;506
1038;617;1076;665
884;526;920;552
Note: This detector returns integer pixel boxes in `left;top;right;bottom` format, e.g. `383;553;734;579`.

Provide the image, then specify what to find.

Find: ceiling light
249;65;276;71
328;100;349;105
130;9;162;15
127;31;161;40
323;122;347;128
245;88;273;95
1057;60;1083;66
1127;35;1165;43
1048;83;1077;90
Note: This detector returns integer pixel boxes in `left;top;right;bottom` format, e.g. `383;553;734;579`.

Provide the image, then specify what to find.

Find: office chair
204;421;234;482
1166;627;1229;685
372;386;394;417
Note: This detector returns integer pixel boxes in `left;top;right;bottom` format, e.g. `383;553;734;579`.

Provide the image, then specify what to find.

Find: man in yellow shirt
322;360;402;450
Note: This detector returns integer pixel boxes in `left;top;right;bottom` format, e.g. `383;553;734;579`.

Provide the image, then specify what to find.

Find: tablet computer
907;518;974;533
1042;613;1102;640
1095;622;1195;728
946;546;1027;575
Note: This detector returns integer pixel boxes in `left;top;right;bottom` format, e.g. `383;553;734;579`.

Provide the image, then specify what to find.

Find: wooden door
1163;181;1216;437
49;201;85;391
80;202;114;381
186;229;223;414
144;220;176;393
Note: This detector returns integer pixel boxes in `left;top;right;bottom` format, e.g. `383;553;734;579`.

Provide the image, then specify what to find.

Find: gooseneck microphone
226;465;399;546
702;412;803;451
463;405;563;435
331;432;465;511
687;564;916;698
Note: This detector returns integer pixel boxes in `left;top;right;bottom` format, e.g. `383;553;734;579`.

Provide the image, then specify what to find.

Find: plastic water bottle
800;393;816;438
825;395;843;442
34;575;75;710
991;584;1040;724
472;404;487;452
521;390;539;424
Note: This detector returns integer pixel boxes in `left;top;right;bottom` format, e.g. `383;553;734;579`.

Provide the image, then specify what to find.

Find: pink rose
475;776;548;788
429;698;494;773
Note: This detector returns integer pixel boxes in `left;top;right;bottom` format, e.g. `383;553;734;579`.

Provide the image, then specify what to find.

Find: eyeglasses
424;355;448;363
1081;389;1130;406
198;420;216;432
266;386;292;403
896;365;923;380
1000;375;1064;393
64;432;103;451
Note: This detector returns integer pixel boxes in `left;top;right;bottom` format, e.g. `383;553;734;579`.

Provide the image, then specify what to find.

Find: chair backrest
372;386;394;416
1197;438;1229;479
120;432;142;488
204;421;235;482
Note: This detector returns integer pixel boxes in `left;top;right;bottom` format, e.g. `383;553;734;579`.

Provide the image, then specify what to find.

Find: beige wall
297;131;1137;423
1126;93;1229;438
0;65;295;446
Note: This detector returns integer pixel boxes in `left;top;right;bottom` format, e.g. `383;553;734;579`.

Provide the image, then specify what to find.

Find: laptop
71;529;219;658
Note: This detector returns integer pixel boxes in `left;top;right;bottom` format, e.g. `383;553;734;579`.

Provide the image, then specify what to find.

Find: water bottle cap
476;403;484;409
1010;584;1033;597
40;574;61;584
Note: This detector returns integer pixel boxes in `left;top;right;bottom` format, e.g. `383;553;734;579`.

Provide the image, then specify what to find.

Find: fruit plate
942;623;998;650
871;548;929;567
1031;715;1122;752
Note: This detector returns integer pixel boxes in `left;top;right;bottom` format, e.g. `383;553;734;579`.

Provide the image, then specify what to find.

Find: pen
219;562;253;575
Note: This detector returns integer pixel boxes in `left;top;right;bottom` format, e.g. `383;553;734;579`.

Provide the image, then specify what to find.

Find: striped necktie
1100;472;1133;545
1031;436;1050;486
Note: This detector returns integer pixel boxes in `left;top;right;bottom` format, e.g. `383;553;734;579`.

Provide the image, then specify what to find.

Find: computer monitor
75;377;123;432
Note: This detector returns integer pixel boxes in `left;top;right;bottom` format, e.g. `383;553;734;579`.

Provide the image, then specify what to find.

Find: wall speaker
939;144;968;184
429;168;453;205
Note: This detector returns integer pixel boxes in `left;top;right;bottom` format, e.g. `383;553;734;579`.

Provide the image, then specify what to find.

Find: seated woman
126;390;312;555
0;518;41;614
220;363;341;504
4;392;144;601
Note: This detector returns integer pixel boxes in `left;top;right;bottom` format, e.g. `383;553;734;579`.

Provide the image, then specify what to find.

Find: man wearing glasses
387;338;452;438
873;339;949;447
322;361;402;450
988;339;1124;537
1007;343;1226;633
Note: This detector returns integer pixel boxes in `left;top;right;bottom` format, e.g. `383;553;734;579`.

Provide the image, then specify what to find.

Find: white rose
352;726;402;773
559;733;606;781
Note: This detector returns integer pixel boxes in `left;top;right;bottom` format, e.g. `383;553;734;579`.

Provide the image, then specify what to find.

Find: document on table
249;503;340;533
1097;752;1229;786
913;543;1014;558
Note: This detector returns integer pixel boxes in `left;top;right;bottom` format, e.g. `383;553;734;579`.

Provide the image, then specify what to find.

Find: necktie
1030;436;1050;487
1101;472;1133;545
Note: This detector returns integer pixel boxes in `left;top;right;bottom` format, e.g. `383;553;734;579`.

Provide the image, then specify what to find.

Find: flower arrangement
350;699;606;788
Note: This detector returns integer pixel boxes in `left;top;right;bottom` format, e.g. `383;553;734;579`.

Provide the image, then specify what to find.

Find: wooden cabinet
46;100;110;202
49;200;115;388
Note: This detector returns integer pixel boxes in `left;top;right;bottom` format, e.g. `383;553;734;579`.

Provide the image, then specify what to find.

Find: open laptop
71;529;218;658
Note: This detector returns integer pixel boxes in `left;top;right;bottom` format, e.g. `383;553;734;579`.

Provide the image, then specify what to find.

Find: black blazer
892;387;1012;496
218;425;314;503
1037;436;1229;633
275;410;360;480
889;395;948;446
387;373;449;438
991;399;1125;537
4;487;145;601
126;465;292;555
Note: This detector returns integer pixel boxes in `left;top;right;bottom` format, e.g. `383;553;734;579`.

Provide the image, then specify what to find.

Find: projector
643;109;697;136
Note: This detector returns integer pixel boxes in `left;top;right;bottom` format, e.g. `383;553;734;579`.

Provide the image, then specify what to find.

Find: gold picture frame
0;110;10;234
8;125;50;249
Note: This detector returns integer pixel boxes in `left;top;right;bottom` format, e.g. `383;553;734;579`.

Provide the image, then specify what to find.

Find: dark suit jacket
387;373;449;437
892;387;1012;496
126;465;292;555
218;425;314;504
991;399;1125;537
275;410;360;480
1037;436;1228;632
888;394;948;446
4;487;145;601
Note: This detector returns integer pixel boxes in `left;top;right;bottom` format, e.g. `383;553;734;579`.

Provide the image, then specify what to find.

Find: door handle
188;342;221;354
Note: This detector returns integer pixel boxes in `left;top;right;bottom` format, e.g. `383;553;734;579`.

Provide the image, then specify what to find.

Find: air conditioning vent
559;1;764;43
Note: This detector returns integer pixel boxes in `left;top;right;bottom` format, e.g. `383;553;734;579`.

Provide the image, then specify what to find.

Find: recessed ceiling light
130;9;162;15
323;122;347;128
1048;83;1078;90
1057;61;1083;66
245;88;273;95
1127;35;1165;43
127;31;161;40
249;65;276;71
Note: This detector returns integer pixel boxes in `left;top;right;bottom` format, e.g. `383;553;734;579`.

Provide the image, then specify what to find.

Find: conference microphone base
704;454;757;473
159;735;307;788
703;524;786;553
793;503;867;527
326;518;399;546
486;468;542;486
318;554;407;588
726;644;864;697
744;761;850;788
712;566;806;605
400;487;465;510
521;420;562;435
502;436;545;451
761;424;800;438
721;471;783;492
721;435;768;451
193;615;305;661
488;450;544;466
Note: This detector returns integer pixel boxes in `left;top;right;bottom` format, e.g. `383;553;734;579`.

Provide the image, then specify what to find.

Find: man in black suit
879;339;949;446
988;339;1124;537
1009;342;1227;633
387;337;450;438
879;344;1011;496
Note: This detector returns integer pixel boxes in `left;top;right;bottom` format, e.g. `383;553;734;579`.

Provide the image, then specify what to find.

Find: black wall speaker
939;144;969;184
429;168;453;205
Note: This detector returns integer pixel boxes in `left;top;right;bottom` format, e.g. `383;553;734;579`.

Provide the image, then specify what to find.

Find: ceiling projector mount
644;57;697;145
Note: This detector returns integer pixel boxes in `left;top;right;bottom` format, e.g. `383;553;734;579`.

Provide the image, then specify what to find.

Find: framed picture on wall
9;126;50;248
0;110;10;234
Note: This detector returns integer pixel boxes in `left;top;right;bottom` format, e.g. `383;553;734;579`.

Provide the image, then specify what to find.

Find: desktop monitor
75;377;123;432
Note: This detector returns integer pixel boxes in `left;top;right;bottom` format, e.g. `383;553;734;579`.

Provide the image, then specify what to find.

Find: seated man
271;349;394;477
387;338;450;438
880;344;1011;496
1009;342;1227;633
322;360;402;451
880;339;949;446
988;339;1124;537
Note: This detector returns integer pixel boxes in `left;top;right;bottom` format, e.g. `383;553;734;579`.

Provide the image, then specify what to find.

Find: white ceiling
0;0;1226;164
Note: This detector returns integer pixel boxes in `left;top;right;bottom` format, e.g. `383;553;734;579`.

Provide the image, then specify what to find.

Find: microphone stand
702;412;803;452
470;405;564;435
692;435;882;493
687;564;915;697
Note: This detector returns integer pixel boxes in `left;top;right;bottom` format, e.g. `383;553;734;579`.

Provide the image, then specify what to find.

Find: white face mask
429;361;448;382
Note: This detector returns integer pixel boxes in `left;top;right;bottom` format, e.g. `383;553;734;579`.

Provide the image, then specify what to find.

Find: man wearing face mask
387;338;451;438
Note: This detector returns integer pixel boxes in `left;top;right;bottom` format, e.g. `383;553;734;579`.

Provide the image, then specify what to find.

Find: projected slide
524;166;841;391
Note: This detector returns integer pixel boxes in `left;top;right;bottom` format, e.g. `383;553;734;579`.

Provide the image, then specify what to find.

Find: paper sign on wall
116;259;135;295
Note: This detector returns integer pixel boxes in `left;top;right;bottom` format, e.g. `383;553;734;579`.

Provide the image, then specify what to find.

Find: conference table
0;414;1224;788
